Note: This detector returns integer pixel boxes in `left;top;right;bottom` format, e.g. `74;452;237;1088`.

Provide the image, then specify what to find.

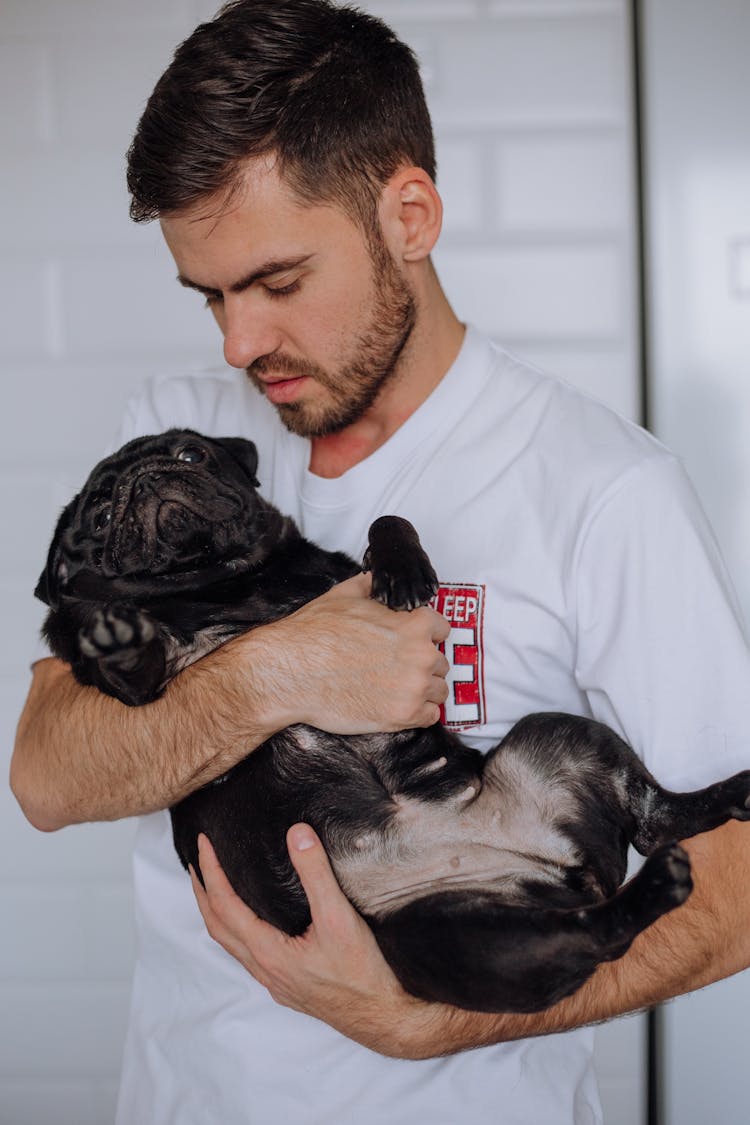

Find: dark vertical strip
631;0;651;433
631;2;662;1124
647;1006;665;1125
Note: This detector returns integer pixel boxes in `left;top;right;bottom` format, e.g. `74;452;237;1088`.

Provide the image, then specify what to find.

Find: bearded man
12;3;750;1123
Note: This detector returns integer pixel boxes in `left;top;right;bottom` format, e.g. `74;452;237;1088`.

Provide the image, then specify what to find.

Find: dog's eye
176;445;206;464
93;505;112;533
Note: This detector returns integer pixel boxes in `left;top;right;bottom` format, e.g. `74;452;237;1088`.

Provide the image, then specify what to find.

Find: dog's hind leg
569;716;750;852
626;767;750;853
497;713;750;857
368;842;692;1014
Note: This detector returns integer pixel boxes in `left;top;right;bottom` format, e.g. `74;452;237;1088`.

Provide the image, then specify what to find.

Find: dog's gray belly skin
331;736;590;918
36;430;750;1013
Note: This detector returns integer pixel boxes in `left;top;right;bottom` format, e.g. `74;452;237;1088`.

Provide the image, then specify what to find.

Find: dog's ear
215;437;260;487
35;496;78;609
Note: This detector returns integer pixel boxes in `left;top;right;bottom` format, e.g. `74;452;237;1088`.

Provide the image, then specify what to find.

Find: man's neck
309;303;465;479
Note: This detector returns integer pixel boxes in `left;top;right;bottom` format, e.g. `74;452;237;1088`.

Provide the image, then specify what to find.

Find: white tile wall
494;133;629;232
0;43;55;143
435;243;625;339
0;1080;120;1125
2;981;132;1078
1;2;642;1122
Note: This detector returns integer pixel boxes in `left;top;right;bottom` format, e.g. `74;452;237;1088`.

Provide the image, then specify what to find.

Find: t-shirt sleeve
574;452;750;789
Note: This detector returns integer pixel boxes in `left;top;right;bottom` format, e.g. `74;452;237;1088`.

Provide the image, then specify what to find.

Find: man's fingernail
290;825;316;851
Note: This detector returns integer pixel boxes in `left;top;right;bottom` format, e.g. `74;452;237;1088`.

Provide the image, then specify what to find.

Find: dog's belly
334;769;586;919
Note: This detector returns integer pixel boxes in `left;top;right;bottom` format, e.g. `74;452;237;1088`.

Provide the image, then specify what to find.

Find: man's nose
221;296;282;370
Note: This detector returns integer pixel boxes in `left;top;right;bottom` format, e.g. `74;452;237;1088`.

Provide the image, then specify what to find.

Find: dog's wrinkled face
36;430;266;608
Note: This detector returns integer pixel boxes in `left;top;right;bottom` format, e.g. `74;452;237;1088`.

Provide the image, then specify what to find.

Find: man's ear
378;166;443;263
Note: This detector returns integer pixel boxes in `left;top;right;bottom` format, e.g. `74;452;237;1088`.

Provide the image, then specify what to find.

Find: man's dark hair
126;0;436;228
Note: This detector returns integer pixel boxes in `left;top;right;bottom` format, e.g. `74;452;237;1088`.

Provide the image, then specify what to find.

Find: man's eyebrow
177;255;314;296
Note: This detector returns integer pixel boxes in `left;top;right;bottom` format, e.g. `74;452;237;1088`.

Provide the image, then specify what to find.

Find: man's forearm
401;820;750;1059
11;634;283;831
11;577;450;832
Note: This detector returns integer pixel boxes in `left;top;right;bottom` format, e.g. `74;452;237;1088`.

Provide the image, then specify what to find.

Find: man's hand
246;572;451;736
191;819;750;1062
191;827;447;1058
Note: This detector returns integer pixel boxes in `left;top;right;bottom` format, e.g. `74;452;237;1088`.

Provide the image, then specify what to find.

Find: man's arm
11;574;450;831
192;817;750;1058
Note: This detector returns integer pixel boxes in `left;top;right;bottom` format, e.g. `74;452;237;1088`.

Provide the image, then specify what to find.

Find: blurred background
1;1;749;1122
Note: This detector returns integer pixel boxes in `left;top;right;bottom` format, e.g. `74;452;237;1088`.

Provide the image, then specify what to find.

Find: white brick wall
1;2;642;1122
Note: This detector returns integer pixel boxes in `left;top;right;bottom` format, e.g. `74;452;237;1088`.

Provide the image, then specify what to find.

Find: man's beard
245;234;417;438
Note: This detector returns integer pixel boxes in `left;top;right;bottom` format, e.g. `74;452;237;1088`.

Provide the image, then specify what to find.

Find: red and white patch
431;584;486;729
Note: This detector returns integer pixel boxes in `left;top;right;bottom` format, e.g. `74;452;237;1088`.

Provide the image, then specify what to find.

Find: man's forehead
159;179;309;283
159;160;363;290
161;156;300;234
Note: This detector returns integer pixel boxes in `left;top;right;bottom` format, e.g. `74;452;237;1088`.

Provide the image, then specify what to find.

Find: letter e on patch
431;584;486;729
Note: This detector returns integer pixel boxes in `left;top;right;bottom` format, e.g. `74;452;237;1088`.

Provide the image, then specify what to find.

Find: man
11;1;750;1122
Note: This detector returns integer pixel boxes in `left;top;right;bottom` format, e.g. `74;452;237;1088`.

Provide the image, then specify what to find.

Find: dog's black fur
36;429;750;1013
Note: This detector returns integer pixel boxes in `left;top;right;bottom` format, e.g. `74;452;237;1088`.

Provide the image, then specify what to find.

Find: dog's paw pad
79;605;154;661
79;632;102;658
91;613;120;648
112;617;134;645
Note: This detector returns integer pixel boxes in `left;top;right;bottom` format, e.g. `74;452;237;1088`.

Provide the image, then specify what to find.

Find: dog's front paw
79;604;156;668
370;554;439;612
363;516;439;612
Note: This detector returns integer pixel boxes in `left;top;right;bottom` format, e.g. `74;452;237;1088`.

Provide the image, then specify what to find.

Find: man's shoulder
120;363;281;446
466;330;671;485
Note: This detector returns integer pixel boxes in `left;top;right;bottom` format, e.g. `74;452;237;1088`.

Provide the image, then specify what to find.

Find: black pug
36;429;750;1013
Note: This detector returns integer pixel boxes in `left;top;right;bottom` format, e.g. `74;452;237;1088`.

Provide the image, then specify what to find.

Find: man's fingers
287;824;353;934
424;606;451;644
189;862;223;935
197;833;247;911
194;835;280;960
319;574;449;650
189;859;249;965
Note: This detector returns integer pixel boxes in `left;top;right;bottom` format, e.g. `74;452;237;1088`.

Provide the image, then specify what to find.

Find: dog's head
36;429;282;608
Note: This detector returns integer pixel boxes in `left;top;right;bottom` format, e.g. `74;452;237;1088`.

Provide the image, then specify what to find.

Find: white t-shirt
104;326;749;1124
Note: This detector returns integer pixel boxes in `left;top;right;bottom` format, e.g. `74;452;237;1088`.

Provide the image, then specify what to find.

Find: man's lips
258;374;309;405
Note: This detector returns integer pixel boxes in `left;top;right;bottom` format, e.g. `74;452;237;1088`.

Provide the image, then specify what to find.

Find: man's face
160;159;416;438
